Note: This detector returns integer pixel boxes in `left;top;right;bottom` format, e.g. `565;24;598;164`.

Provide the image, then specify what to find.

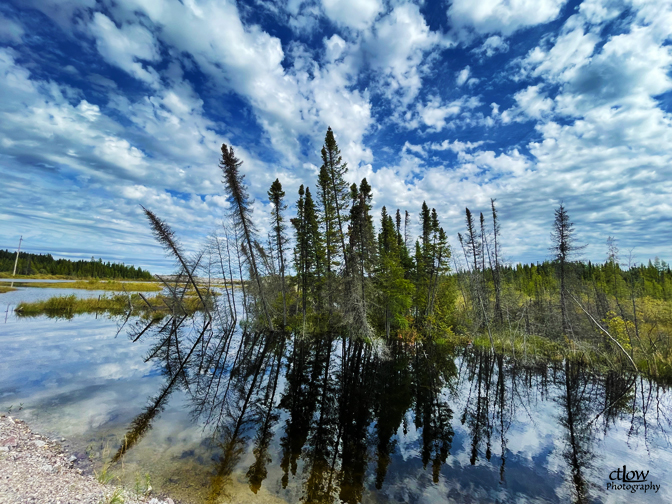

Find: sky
0;0;670;274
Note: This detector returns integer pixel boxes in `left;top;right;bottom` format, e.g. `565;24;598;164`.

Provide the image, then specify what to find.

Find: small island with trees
136;127;672;383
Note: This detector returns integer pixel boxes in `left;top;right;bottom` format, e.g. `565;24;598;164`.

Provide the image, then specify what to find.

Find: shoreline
0;415;176;504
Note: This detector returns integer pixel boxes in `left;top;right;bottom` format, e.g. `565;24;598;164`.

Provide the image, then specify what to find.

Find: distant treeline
500;258;672;301
0;249;153;279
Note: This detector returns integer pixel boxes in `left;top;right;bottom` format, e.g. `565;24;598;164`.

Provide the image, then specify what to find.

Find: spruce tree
491;199;503;324
551;203;580;337
464;208;480;272
219;144;274;330
378;207;413;337
304;187;324;312
268;178;288;328
321;127;350;267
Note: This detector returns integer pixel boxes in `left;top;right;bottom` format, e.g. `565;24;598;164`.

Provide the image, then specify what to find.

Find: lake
1;286;671;503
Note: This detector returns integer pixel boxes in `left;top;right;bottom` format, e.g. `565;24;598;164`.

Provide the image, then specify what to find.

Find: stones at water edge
0;415;178;504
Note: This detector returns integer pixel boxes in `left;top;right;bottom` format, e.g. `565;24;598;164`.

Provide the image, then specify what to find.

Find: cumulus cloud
322;0;383;30
88;13;161;86
473;35;509;57
456;65;471;86
448;0;568;37
364;3;447;108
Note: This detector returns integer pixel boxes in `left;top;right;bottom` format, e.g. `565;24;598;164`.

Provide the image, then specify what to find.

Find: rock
6;417;14;424
1;437;18;447
61;437;66;442
33;440;46;448
40;464;54;473
0;446;9;453
69;455;77;463
165;499;175;504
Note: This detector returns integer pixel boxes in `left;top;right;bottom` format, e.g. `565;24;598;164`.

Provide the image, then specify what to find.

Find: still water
1;287;671;504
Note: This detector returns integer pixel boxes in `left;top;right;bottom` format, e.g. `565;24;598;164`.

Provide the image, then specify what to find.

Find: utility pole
11;236;22;288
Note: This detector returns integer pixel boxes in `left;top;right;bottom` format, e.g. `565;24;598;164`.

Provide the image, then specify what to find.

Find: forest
140;127;672;381
92;127;672;504
0;249;153;279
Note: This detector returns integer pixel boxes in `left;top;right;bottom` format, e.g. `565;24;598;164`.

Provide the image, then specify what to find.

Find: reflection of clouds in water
5;301;672;504
396;412;420;462
0;303;161;443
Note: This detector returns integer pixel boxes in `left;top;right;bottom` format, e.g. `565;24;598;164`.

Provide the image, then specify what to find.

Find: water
1;288;671;503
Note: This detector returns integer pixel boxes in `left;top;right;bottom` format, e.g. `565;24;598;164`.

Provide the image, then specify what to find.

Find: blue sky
0;0;670;273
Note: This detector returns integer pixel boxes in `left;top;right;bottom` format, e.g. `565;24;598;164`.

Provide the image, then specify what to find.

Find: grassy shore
0;285;17;294
10;279;162;292
15;293;207;319
0;272;158;280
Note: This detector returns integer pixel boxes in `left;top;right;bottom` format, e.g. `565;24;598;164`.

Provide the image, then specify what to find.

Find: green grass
15;292;209;319
11;279;162;292
0;272;158;281
0;285;17;294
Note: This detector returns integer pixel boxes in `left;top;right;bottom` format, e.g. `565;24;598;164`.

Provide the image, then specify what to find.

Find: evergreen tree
268;178;288;328
551;203;580;337
465;208;480;272
378;207;414;338
491;199;503;324
304;187;324;315
220;143;274;330
321;127;350;267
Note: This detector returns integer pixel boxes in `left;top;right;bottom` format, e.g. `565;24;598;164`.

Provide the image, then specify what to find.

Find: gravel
0;415;176;504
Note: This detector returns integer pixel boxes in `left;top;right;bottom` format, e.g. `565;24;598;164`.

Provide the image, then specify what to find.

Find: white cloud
448;0;568;37
89;13;161;86
429;139;486;153
502;84;554;122
324;34;347;62
417;97;463;131
322;0;383;30
410;95;481;132
0;13;24;43
364;3;447;107
524;24;599;82
473;34;509;57
456;65;471;86
578;0;626;25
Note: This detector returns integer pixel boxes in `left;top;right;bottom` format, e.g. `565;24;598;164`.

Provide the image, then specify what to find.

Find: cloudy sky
0;0;670;273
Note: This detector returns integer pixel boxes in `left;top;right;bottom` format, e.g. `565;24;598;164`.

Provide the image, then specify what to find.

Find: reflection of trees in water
557;361;595;504
115;306;460;503
114;301;672;504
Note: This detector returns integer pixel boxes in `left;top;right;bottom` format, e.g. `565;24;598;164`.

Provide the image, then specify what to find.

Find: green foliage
0;249;152;279
12;279;161;291
15;292;208;319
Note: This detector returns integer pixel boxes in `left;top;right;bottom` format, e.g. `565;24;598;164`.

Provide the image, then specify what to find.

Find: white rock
69;455;77;463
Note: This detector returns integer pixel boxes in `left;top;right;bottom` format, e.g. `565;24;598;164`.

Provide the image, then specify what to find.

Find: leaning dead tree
220;144;274;331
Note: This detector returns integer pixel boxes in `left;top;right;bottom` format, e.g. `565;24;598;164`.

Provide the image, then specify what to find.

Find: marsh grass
0;285;17;293
11;279;162;292
15;293;207;319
